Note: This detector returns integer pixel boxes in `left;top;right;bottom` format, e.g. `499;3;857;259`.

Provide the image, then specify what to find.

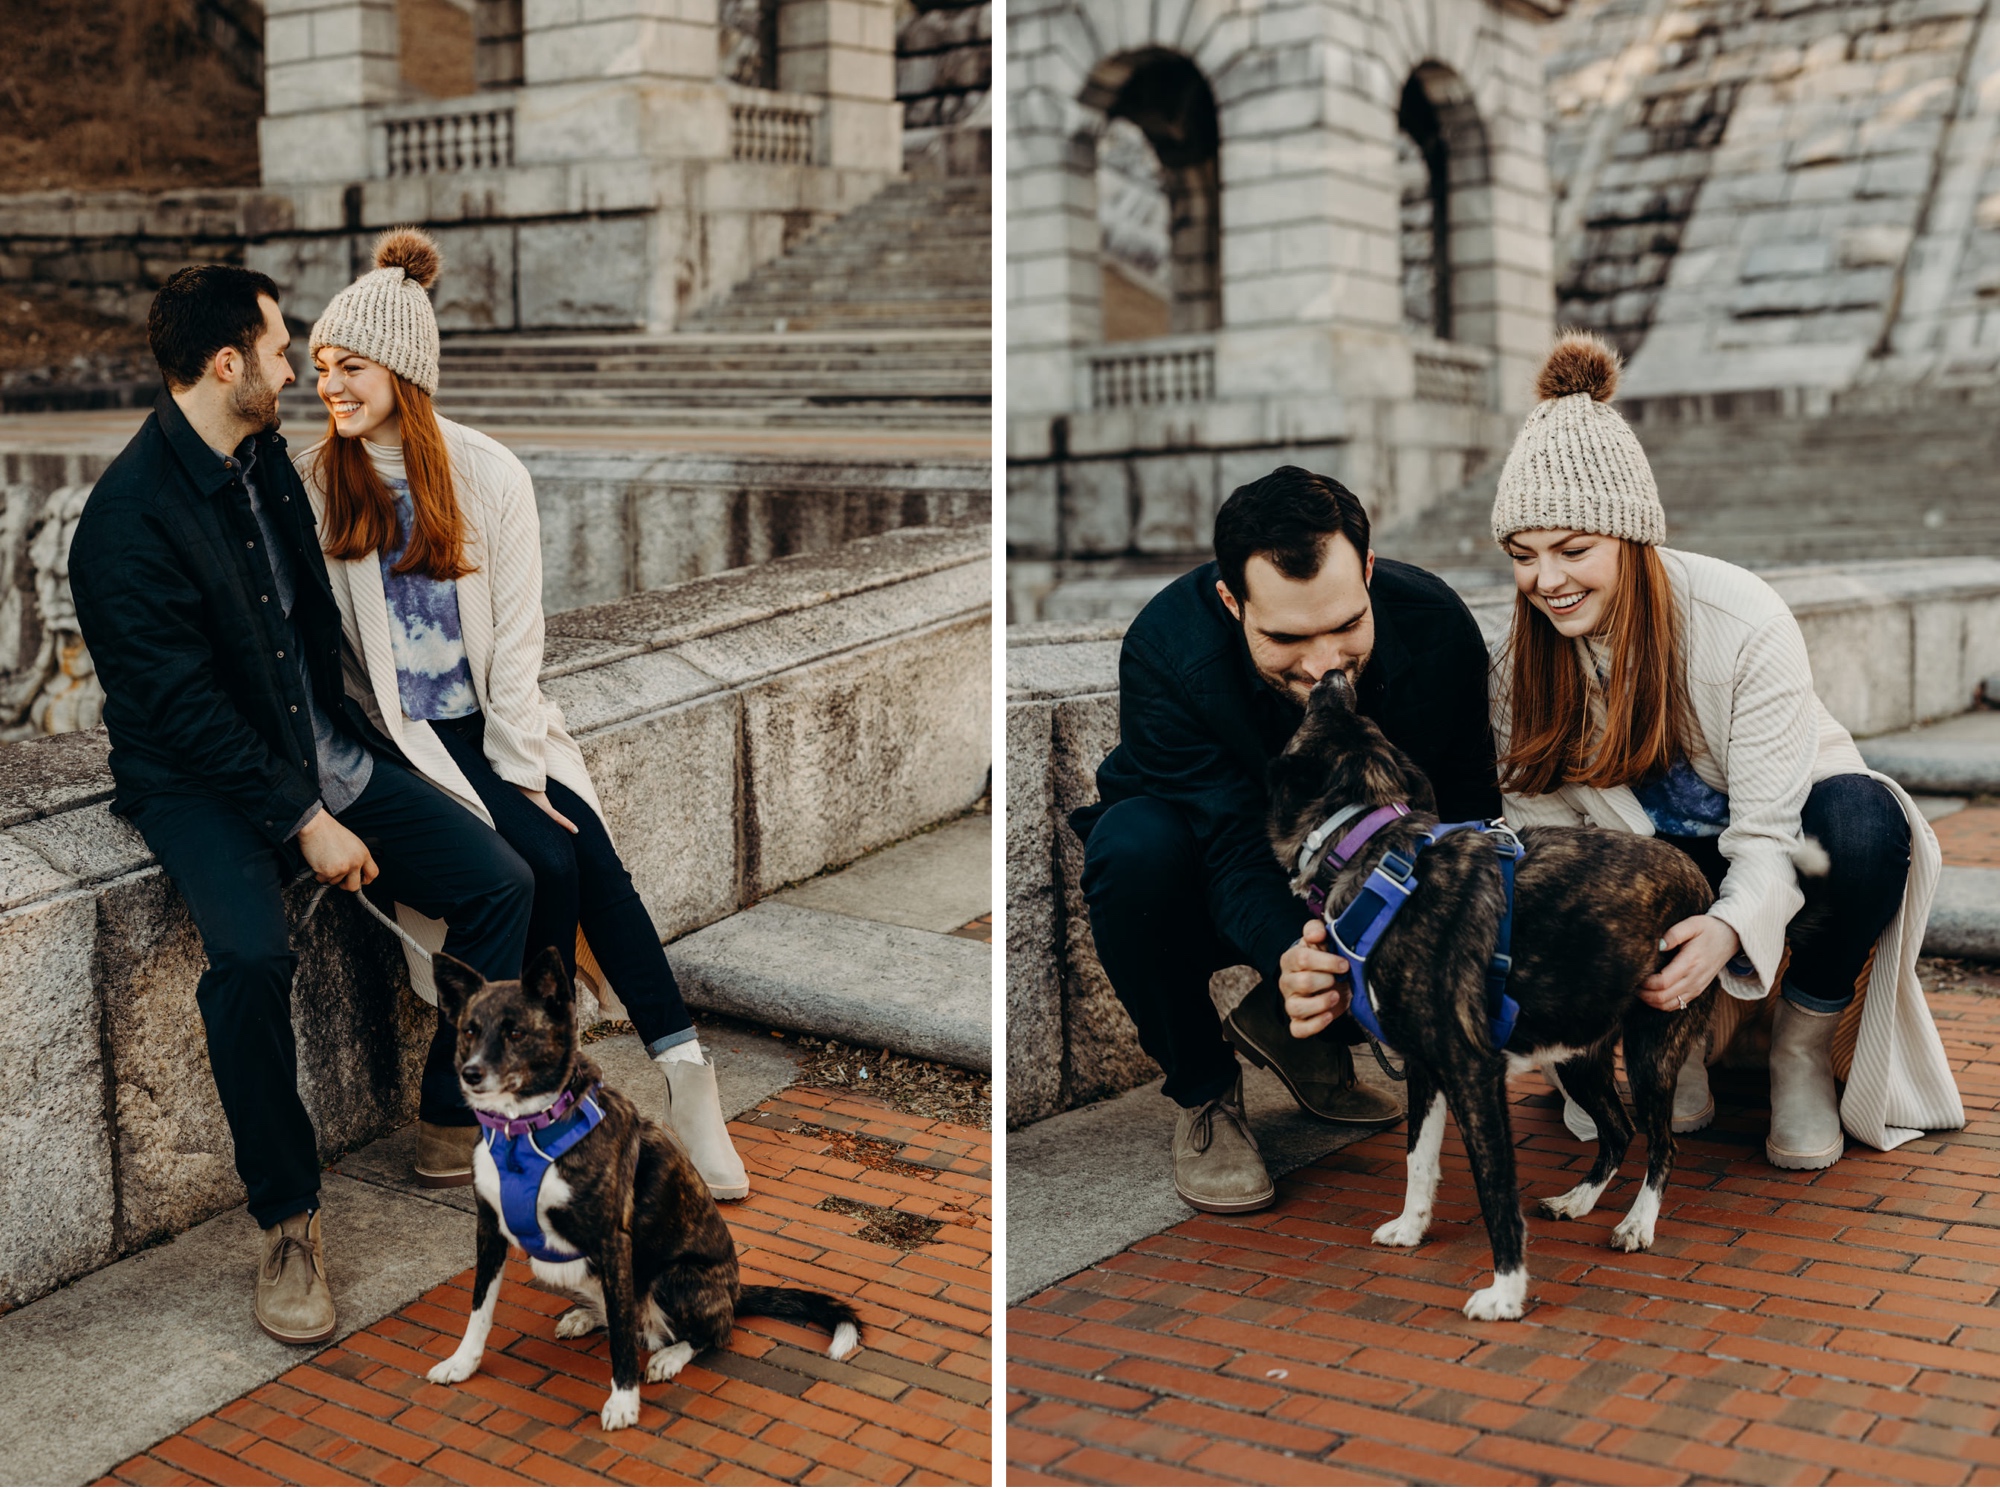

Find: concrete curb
673;901;991;1071
1928;866;2000;961
1860;741;2000;795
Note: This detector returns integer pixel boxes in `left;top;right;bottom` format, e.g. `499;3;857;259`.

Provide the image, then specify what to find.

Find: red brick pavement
1008;970;2000;1487
100;1088;992;1487
1935;805;2000;869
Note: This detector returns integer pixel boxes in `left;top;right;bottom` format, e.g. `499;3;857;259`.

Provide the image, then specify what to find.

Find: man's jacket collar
154;390;290;500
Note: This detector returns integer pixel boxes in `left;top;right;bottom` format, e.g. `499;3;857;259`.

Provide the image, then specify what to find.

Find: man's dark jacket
70;393;387;845
1075;556;1502;982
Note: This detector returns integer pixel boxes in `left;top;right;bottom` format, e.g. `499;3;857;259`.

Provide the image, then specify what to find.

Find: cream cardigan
293;420;623;1016
1490;547;1962;1151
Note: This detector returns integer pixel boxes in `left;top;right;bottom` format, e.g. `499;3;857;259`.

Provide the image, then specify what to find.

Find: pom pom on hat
1535;330;1620;403
308;225;443;395
373;226;442;290
1488;331;1665;546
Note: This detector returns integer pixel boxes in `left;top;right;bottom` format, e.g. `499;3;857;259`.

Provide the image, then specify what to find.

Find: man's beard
232;360;282;433
1257;653;1366;707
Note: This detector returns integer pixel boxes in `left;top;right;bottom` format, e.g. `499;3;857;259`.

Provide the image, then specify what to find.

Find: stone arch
1084;48;1223;337
1396;61;1499;356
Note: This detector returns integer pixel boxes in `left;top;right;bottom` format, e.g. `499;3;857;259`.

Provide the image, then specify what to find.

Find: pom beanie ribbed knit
309;227;444;395
1489;331;1666;547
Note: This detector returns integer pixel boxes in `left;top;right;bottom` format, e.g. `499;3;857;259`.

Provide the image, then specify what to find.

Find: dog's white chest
471;1139;589;1283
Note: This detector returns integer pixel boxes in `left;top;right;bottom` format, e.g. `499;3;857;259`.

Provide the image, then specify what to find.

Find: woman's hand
1279;919;1353;1038
518;786;578;834
1640;914;1740;1011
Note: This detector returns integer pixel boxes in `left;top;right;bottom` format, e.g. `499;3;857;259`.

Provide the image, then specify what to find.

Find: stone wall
898;0;992;177
1547;0;2000;399
1005;556;2000;1127
0;439;988;741
0;523;990;1309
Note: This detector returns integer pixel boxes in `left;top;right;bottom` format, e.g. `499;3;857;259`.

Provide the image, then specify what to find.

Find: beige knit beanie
1490;332;1665;547
309;227;444;395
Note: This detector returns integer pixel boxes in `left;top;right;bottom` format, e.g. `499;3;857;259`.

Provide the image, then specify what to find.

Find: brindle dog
1267;671;1715;1320
424;947;860;1429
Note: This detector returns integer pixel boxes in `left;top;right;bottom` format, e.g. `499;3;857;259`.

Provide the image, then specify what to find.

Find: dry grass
0;0;260;192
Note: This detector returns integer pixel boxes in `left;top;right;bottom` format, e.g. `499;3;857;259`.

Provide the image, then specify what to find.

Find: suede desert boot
415;1120;479;1187
255;1209;336;1345
1173;1073;1275;1214
1223;980;1404;1126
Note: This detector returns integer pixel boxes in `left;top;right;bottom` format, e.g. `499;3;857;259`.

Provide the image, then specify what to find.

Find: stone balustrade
1;524;991;1310
1005;556;2000;1128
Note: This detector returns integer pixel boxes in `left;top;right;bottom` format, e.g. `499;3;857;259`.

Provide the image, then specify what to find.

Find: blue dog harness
1299;806;1525;1050
476;1082;607;1262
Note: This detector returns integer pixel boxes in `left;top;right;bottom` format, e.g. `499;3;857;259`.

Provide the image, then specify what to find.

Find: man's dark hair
1213;466;1372;605
147;264;282;392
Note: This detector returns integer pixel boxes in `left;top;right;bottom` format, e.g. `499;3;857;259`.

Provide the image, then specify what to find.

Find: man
69;265;536;1345
1075;466;1502;1214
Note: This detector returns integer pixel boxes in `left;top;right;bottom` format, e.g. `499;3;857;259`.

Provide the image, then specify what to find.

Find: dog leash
288;870;435;961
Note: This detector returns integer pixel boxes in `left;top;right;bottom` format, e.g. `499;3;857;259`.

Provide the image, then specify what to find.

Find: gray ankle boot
659;1051;750;1200
1766;999;1844;1170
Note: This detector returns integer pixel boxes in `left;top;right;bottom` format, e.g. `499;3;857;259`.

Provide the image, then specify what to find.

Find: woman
1488;331;1961;1169
293;228;748;1200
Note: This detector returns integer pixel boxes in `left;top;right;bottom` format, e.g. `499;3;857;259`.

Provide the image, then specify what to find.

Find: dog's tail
737;1285;861;1361
1791;835;1831;877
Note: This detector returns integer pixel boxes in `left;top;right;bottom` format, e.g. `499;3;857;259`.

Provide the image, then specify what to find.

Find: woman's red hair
1498;539;1694;796
314;377;474;580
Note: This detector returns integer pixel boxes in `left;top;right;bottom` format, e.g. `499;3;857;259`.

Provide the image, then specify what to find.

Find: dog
424;946;861;1429
1266;670;1716;1321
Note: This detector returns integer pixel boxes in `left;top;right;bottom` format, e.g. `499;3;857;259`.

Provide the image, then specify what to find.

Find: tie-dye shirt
380;477;478;721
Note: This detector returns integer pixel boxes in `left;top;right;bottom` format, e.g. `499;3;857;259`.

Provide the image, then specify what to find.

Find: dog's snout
460;1060;485;1084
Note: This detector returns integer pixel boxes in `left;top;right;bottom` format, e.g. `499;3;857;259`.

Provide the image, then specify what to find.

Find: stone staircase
1378;401;2000;583
279;177;991;431
682;175;990;333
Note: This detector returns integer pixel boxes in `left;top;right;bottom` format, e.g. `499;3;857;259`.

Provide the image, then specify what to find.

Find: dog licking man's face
433;947;578;1118
1216;532;1376;706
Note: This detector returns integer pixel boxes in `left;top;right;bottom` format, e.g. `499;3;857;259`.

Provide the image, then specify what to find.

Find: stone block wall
1547;0;2000;397
0;441;987;740
898;0;992;176
0;190;286;326
0;523;991;1309
1005;556;2000;1127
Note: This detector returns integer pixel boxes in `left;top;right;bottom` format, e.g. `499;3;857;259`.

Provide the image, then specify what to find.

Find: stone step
1859;712;2000;795
673;803;991;1072
1929;866;2000;960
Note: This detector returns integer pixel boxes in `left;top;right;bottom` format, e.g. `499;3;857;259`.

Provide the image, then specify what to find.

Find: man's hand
297;808;379;892
1639;913;1739;1011
1279;919;1352;1038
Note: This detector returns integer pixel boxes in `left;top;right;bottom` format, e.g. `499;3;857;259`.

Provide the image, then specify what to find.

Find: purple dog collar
1327;803;1410;869
474;1080;599;1138
1302;802;1411;916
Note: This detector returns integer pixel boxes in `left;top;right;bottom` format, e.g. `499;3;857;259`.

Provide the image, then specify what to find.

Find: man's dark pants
1082;796;1294;1109
127;755;535;1229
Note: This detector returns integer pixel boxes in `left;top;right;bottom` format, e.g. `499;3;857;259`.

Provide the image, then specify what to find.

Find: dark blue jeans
1661;773;1910;1012
127;754;534;1228
1080;796;1283;1108
430;711;694;1055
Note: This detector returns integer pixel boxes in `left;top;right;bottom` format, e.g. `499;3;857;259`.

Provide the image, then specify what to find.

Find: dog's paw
426;1353;479;1386
599;1386;641;1431
645;1342;695;1383
556;1306;605;1339
1609;1185;1662;1253
1539;1180;1607;1222
1371;1211;1431;1248
1462;1270;1527;1321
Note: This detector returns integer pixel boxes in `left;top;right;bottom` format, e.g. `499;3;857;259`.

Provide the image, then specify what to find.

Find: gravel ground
581;1017;992;1130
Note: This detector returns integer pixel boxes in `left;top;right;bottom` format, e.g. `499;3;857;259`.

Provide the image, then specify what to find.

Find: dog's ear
432;952;484;1027
523;945;573;1020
